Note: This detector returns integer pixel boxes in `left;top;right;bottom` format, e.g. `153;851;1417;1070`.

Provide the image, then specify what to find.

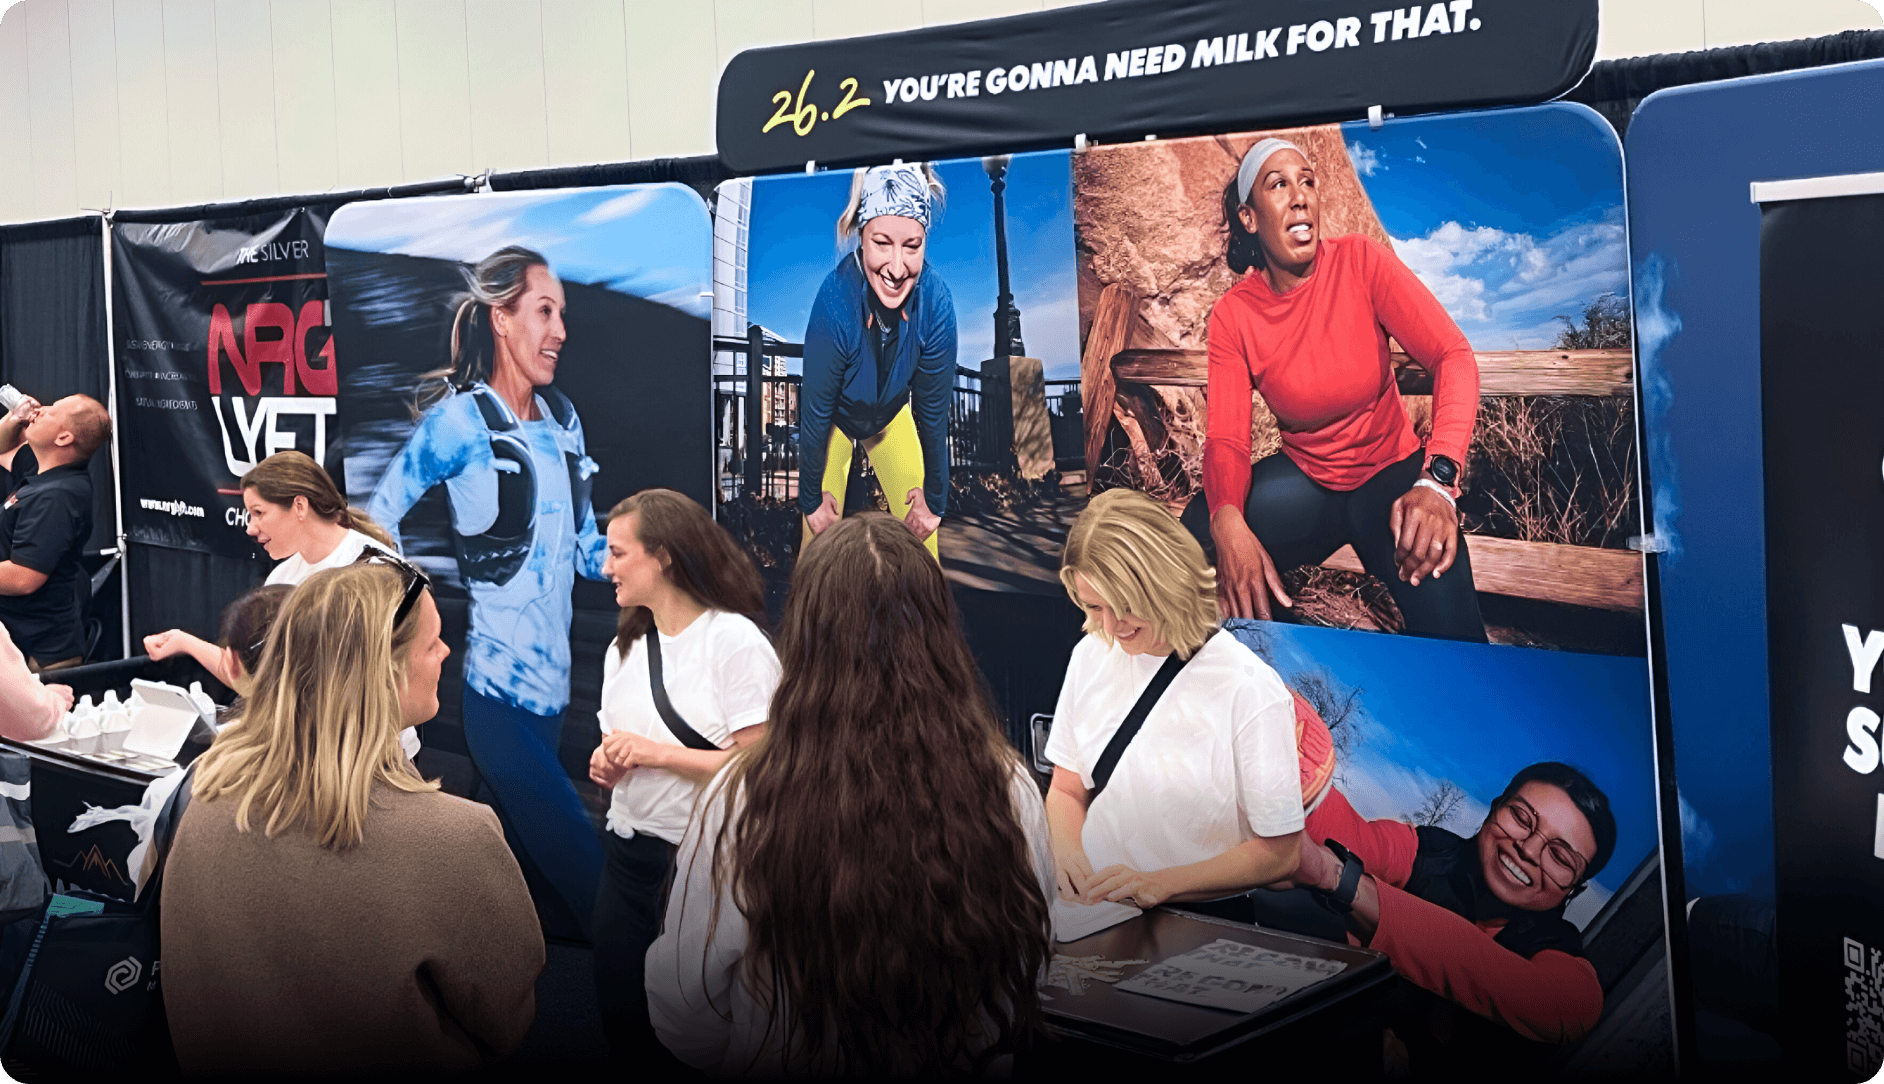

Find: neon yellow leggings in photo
801;402;940;560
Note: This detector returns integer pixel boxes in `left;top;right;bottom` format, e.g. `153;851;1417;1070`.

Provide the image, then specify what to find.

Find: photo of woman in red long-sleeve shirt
1204;137;1485;641
1074;106;1642;655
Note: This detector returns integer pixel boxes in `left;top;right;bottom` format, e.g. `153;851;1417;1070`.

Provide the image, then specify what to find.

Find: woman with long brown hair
588;488;777;1059
646;513;1052;1075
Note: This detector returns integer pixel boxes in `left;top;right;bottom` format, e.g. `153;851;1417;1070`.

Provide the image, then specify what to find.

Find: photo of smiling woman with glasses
1292;760;1616;1066
797;163;957;560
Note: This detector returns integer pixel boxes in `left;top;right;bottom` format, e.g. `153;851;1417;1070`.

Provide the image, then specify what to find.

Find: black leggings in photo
1220;449;1486;642
592;829;683;1064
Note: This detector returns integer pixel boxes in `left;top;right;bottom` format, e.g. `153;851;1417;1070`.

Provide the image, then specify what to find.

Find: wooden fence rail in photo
1079;283;1645;613
1109;346;1636;398
1321;539;1644;613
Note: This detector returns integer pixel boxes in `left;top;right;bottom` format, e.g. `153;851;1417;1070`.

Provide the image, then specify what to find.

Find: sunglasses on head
353;550;430;629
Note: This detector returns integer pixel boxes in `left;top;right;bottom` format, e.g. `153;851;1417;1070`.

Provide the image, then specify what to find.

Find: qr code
1846;937;1884;1078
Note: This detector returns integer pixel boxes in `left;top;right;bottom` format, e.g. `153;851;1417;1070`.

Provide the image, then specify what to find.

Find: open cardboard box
121;678;214;763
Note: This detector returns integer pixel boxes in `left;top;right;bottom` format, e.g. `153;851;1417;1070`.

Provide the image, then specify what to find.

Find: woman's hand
143;629;198;661
1210;506;1292;620
901;488;940;542
1270;837;1343;893
588;742;629;788
1389;483;1458;587
1082;864;1174;909
805;491;841;537
1052;844;1096;902
43;683;73;720
601;730;673;774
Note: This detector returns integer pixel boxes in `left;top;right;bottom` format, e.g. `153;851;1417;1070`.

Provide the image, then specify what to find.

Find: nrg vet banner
716;0;1597;173
1757;183;1884;1081
112;209;335;557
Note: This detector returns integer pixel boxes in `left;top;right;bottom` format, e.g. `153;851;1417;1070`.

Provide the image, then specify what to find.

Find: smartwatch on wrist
1426;454;1459;489
1319;839;1366;915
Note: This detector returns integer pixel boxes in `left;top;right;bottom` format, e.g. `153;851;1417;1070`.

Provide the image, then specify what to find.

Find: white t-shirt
1045;631;1304;879
263;528;385;587
598;610;779;845
263;528;417;760
647;761;1054;1075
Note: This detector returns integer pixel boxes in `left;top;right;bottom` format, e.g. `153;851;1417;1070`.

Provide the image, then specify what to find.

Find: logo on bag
104;957;141;995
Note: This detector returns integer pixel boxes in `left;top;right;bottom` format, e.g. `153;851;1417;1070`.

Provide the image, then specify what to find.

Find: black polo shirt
0;447;92;661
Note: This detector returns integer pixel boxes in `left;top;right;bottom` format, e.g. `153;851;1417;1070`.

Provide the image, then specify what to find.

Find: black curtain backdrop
1567;29;1884;137
0;217;125;661
0;216;116;554
488;155;732;211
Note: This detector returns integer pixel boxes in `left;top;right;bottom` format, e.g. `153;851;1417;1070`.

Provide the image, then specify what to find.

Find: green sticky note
44;894;105;918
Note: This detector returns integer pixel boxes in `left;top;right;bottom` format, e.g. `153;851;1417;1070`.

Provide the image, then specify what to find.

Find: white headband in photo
856;164;932;231
1236;138;1307;204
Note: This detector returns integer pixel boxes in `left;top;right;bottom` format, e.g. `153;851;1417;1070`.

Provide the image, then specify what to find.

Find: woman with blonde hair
797;163;957;559
366;244;609;929
647;513;1052;1075
1045;487;1304;925
159;558;542;1074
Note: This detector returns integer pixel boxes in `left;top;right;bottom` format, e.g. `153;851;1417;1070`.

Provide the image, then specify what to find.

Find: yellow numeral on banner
832;77;870;120
764;70;819;136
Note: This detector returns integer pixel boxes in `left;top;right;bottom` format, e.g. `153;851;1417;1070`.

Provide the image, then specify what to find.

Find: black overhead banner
112;209;333;557
1759;189;1884;1082
716;0;1597;173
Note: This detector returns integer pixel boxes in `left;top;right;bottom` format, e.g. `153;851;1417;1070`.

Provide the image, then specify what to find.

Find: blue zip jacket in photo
797;253;958;518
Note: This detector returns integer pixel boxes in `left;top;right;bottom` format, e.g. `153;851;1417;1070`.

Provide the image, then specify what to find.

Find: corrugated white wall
1;0;1880;224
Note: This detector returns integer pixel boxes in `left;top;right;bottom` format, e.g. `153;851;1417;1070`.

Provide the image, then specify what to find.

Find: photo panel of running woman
711;150;1081;590
1072;103;1644;656
322;185;714;936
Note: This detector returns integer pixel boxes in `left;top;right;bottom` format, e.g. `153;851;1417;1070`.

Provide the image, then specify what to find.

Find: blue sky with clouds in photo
743;150;1079;380
325;184;713;316
1234;621;1657;929
1342;104;1627;351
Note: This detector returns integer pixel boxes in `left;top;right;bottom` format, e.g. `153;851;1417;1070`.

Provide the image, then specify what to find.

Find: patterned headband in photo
856;164;932;231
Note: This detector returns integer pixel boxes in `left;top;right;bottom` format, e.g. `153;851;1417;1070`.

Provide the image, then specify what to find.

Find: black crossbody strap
646;629;722;752
1089;650;1188;797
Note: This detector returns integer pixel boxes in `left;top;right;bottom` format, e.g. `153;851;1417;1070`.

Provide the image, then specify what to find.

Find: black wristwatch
1426;454;1459;489
1320;839;1366;915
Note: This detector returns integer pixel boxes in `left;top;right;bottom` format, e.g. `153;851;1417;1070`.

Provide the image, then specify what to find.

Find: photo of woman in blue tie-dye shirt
367;245;608;930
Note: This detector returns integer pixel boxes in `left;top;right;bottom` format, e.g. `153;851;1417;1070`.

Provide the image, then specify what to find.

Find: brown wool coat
159;780;544;1074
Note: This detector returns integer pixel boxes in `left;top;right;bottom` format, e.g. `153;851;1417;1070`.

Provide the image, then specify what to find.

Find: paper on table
1052;897;1141;943
1114;938;1348;1013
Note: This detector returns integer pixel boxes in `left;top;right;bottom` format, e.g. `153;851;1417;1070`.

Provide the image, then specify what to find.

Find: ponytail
341;507;397;552
1223;177;1265;275
412;245;549;415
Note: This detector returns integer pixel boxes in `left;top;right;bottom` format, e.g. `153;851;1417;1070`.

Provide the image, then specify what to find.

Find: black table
1031;907;1396;1074
0;668;210;904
